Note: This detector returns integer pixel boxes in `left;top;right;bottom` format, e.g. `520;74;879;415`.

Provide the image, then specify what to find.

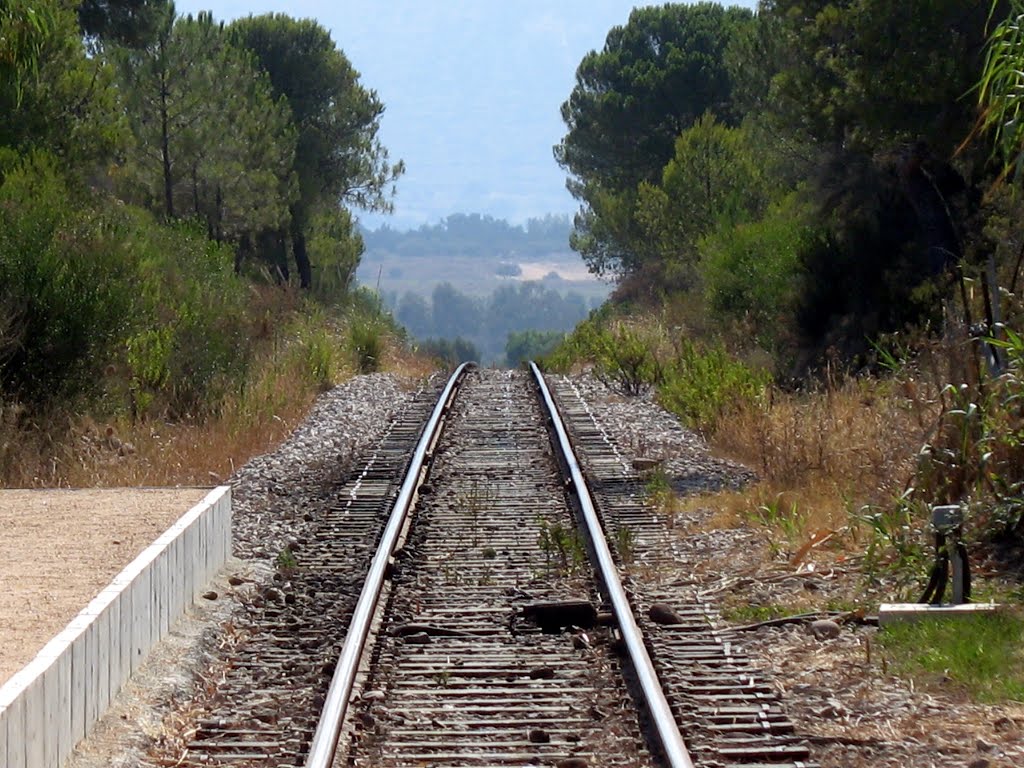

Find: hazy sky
175;1;758;230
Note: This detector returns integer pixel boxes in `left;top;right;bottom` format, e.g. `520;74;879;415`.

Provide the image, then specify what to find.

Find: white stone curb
0;485;232;768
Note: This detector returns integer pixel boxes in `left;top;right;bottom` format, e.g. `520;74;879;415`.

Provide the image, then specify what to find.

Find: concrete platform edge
0;485;232;768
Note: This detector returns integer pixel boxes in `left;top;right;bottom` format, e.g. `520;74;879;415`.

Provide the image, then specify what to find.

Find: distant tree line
363;213;572;260
389;281;593;364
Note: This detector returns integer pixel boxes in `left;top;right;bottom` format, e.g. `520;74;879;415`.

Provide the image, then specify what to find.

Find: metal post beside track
529;361;696;768
304;363;471;768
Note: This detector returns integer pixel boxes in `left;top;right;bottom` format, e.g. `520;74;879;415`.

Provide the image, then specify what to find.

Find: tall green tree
738;0;1003;364
1;0;122;171
764;0;999;154
229;14;403;287
555;2;753;277
116;11;296;242
78;0;169;47
636;113;769;284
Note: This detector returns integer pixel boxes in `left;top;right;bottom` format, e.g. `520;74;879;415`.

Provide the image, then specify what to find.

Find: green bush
0;155;136;405
545;318;664;395
698;195;809;352
657;339;770;435
125;215;250;418
288;316;338;389
418;337;478;366
348;317;386;373
505;329;563;367
910;328;1024;545
0;153;255;418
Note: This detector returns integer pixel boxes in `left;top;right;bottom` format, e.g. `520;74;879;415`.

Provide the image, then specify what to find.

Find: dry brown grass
721;376;936;493
0;329;436;489
691;372;944;542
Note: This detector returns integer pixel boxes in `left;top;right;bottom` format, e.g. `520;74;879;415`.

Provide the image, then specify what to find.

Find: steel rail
304;363;471;768
530;361;695;768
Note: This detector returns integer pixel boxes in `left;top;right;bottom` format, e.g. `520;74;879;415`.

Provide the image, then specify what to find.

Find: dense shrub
658;339;771;435
911;329;1024;544
545;315;768;435
125;216;251;418
0;153;255;418
698;195;810;354
0;156;136;405
505;329;564;367
418;337;479;366
348;317;387;373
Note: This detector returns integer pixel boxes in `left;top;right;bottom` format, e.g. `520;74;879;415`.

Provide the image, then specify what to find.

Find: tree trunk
236;233;251;274
159;63;174;219
214;185;223;242
258;229;289;283
291;221;312;289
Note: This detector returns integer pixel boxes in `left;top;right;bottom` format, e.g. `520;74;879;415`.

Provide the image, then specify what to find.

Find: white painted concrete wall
0;485;231;768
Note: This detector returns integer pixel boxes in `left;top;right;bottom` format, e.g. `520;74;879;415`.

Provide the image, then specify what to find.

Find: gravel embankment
230;372;423;561
66;369;1024;768
561;373;1024;768
66;371;427;768
559;373;755;492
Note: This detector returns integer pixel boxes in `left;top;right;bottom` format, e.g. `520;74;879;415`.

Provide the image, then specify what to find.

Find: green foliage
613;525;635;564
765;0;994;153
556;3;752;193
347;317;387;374
547;314;767;435
635;113;770;283
431;282;482;340
0;0;57;103
0;153;251;416
556;3;753;278
556;319;664;395
288;317;339;390
392;280;590;365
0;1;123;170
880;613;1024;703
228;14;403;217
505;330;564;367
418;337;479;366
115;11;296;236
0;156;137;404
747;494;811;559
855;495;928;589
308;207;363;301
127;216;251;419
793;153;949;367
536;515;586;574
568;184;651;278
976;0;1024;179
275;545;299;573
658;339;770;435
906;331;1024;546
698;194;811;352
77;0;169;47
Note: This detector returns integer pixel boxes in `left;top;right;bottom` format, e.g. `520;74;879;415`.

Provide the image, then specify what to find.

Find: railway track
155;365;813;768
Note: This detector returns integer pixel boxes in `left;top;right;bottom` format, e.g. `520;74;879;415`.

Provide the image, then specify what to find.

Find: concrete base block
878;602;1002;626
